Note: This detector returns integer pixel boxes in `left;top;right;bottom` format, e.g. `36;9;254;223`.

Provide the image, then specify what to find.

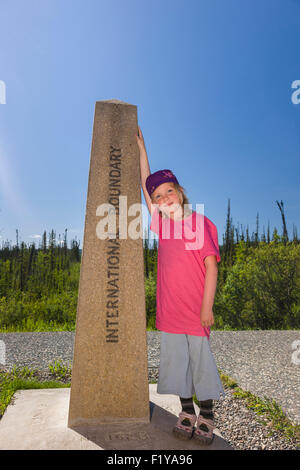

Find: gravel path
210;331;300;425
0;330;299;450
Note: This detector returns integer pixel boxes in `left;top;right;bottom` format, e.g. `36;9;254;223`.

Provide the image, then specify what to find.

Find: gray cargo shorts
157;332;225;401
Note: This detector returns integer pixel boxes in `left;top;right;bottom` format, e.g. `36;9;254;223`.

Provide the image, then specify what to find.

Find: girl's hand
135;125;146;152
200;309;215;328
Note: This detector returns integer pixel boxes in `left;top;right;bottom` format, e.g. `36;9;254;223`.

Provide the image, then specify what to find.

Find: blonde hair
151;182;192;219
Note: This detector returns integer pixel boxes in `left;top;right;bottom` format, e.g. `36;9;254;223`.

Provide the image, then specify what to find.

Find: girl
136;126;225;445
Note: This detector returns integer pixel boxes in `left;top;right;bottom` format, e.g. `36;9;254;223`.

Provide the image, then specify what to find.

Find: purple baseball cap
145;169;179;197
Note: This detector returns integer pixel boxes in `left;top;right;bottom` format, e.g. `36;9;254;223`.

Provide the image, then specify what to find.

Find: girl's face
151;182;182;218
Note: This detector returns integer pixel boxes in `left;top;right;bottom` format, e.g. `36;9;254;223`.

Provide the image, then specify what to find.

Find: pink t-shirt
150;208;221;338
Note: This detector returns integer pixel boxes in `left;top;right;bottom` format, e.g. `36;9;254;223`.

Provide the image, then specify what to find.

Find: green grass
0;319;76;332
0;365;70;418
48;360;72;380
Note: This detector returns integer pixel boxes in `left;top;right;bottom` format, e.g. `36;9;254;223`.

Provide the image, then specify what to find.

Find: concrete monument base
0;384;232;450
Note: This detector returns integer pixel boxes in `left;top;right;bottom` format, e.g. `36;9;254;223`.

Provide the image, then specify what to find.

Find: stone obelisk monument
68;100;149;427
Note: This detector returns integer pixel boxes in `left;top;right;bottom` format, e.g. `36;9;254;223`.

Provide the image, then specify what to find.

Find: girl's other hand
135;125;146;152
200;309;215;328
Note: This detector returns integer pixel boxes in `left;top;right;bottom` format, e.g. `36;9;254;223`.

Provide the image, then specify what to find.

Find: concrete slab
0;385;233;450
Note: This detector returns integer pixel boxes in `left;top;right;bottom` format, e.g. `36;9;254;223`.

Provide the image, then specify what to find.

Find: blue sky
0;0;299;248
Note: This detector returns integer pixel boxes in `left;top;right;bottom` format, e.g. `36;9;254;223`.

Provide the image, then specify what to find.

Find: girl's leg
157;332;194;397
180;396;196;416
177;397;213;440
199;399;214;421
186;335;224;444
173;396;197;440
179;398;213;435
194;399;215;444
157;332;197;439
187;335;225;401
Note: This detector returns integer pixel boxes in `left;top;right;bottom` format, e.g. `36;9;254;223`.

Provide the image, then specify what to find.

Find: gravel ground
0;330;299;450
209;331;300;426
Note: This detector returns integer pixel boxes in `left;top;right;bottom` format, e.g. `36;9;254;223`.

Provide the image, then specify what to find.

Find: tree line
0;200;299;331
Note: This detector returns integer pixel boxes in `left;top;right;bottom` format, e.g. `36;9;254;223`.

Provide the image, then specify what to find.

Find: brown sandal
193;414;215;445
173;411;197;440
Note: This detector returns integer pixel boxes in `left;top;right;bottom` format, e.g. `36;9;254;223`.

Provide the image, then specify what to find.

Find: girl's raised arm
135;126;152;214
